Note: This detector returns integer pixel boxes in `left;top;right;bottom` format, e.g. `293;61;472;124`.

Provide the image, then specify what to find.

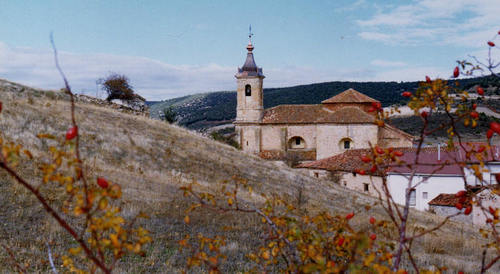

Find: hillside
0;78;494;272
150;75;500;130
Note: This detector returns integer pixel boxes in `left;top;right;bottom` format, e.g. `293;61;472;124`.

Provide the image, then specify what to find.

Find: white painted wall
387;174;466;211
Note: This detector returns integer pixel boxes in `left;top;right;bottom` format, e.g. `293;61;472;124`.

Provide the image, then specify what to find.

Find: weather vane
248;25;253;43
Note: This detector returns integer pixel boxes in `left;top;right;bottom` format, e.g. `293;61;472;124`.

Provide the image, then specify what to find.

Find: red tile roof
428;193;471;207
321;88;379;104
297;146;475;176
261;105;375;124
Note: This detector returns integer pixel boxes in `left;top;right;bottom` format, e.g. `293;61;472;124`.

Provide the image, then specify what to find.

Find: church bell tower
235;28;265;123
234;27;264;153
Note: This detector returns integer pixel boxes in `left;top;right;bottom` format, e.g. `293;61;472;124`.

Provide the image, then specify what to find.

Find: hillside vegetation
150;75;500;130
0;78;495;272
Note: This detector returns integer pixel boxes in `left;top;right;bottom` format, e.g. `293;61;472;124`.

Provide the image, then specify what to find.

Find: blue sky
0;0;499;100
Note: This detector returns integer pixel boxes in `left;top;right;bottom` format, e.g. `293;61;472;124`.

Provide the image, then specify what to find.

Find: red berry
368;106;377;112
66;126;78;140
345;212;355;220
370;165;377;173
488;41;495;47
357;169;366;175
470;111;479;119
490;122;500;134
453;66;459;78
337;237;344;246
486;218;493;223
369;216;376;224
97;177;109;189
402;91;412;97
361;155;371;163
393;151;404;157
425;76;431;83
464;206;472;215
371;102;381;109
477;86;484;95
455;190;466;197
478;145;486;153
458;271;464;274
369;234;376;241
455;203;463;210
375;146;384;154
420;111;428;118
487;129;494;139
472;103;477;110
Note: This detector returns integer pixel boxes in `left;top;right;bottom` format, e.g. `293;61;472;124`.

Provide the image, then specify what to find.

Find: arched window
245;84;251;96
339;138;353;150
288;136;306;149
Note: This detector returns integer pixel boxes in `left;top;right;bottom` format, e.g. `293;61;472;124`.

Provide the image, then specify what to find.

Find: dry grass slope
0;79;497;272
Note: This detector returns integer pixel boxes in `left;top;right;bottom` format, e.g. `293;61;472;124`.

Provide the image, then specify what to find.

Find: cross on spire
248;25;253;44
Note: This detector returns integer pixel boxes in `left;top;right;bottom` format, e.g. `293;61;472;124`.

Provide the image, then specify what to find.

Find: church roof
236;42;264;77
261;105;376;124
321;88;379;104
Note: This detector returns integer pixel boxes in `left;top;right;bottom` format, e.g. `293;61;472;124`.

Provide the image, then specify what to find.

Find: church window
339;138;353;150
288;136;306;149
344;140;351;149
363;183;369;192
245;84;251;96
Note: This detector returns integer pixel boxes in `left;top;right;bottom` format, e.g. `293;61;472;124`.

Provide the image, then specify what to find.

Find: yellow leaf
184;215;190;224
110;233;120;248
261;249;270;260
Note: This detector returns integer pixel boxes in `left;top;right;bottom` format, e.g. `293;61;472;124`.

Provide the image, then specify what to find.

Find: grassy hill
0;78;494;272
150;75;500;130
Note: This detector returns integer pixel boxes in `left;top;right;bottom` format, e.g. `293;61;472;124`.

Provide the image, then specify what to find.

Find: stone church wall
316;124;378;160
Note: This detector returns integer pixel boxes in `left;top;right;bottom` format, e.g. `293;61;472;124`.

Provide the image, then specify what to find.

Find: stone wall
316;124;378;159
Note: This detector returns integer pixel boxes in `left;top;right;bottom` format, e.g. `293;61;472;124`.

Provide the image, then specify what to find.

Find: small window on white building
422;192;428;199
363;183;369;192
409;189;416;206
314;172;319;178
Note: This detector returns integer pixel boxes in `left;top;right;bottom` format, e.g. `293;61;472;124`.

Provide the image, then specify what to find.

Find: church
234;39;413;162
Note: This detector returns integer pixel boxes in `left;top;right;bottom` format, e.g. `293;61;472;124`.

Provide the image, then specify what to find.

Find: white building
299;145;500;213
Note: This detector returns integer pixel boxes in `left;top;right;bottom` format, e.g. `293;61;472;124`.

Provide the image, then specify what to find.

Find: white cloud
0;42;366;100
0;41;463;101
356;0;500;47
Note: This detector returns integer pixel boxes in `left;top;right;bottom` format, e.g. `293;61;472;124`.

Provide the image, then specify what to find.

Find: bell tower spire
235;26;265;124
234;26;265;153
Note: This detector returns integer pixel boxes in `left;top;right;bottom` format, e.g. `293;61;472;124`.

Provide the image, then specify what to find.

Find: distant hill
149;75;500;130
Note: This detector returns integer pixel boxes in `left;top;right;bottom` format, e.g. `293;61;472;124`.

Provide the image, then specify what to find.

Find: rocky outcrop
0;78;149;117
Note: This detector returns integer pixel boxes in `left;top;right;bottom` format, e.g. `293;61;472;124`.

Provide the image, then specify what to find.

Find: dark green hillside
150;75;500;130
